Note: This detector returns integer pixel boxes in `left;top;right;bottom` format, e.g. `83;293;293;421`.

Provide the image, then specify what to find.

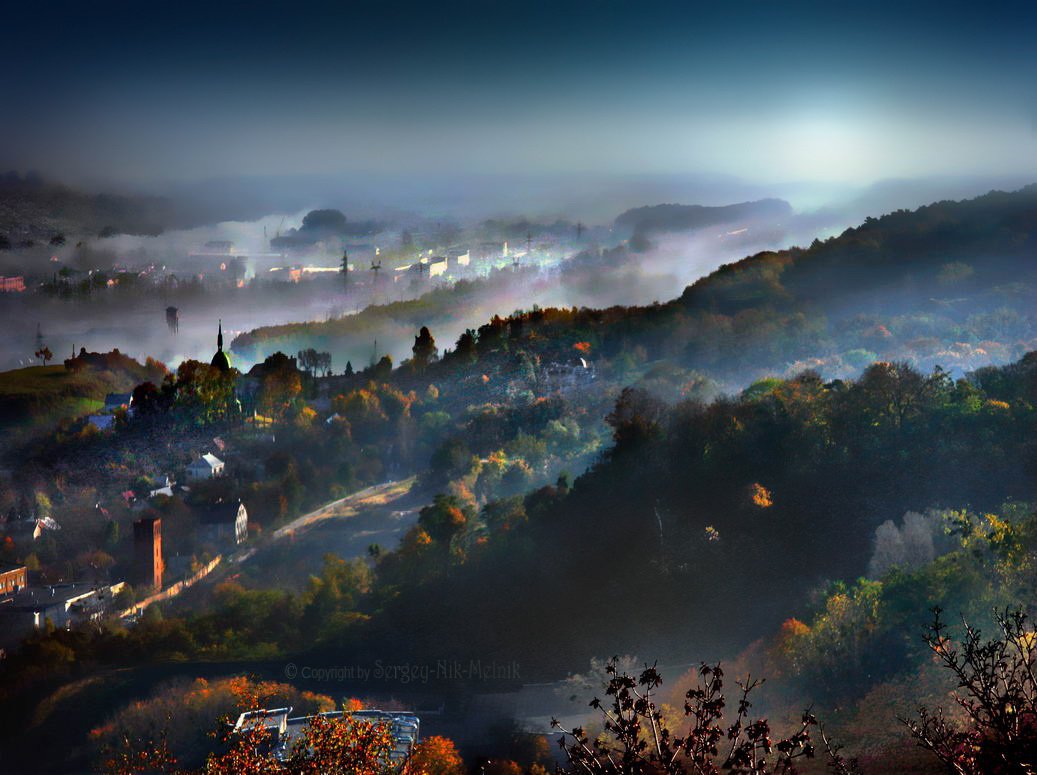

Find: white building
186;453;225;481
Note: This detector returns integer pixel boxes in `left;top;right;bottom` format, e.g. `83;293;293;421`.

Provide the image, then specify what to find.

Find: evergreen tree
412;326;438;369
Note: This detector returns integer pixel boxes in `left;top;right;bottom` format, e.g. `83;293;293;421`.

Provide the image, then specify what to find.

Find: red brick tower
133;517;164;592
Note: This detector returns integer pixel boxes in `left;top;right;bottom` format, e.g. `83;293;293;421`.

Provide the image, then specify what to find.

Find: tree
174;360;238;423
132;381;163;416
35;346;53;366
853;361;948;433
297;348;331;378
256;353;303;419
412;326;438;370
404;735;465;774
553;658;857;775
446;329;477;365
281;713;395;774
418;494;469;545
341;249;350;281
904;608;1037;774
605;387;666;450
370;355;393;381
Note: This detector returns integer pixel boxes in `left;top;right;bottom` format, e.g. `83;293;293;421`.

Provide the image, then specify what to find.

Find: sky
2;0;1036;189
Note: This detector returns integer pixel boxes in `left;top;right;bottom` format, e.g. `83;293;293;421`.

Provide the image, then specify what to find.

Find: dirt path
224;478;423;583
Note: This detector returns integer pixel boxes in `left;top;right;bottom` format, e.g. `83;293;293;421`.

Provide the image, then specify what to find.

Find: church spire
211;319;231;372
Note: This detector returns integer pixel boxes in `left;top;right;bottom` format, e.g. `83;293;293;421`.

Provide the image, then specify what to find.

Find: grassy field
0;360;154;435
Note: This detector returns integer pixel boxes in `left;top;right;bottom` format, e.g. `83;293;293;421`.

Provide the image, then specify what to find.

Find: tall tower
133;517;164;592
211;319;231;372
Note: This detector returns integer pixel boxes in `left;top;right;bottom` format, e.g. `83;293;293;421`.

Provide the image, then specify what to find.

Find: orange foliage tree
404;734;466;774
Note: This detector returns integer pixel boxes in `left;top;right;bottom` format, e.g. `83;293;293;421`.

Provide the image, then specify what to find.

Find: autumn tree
903;607;1037;774
418;494;470;545
256;352;303;420
281;712;395;774
404;735;465;774
35;345;53;366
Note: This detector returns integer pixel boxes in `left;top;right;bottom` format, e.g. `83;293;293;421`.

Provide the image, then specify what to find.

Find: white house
186;453;225;481
147;475;175;498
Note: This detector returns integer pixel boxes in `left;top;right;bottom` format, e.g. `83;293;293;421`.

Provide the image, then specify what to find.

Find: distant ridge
614;198;793;235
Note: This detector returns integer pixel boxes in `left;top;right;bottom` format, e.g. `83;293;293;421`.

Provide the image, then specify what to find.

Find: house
0;581;126;650
147;476;174;499
446;248;470;268
103;393;133;412
0;563;27;596
427;256;448;277
197;500;248;545
186;453;225;480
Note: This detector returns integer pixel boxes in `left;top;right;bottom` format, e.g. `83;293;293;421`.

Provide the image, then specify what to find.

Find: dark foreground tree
552;658;859;774
903;608;1037;774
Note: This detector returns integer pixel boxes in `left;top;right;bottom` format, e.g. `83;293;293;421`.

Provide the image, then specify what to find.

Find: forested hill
679;184;1037;317
354;353;1037;673
486;184;1037;383
235;185;1037;387
614;197;793;236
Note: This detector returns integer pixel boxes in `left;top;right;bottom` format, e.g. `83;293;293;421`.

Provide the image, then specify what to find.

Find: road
225;477;424;587
276;478;416;538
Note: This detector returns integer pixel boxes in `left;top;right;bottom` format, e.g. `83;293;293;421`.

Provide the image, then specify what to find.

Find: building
0;276;26;292
187;453;225;480
427;256;448;277
0;563;27;595
446;247;470;268
211;320;232;372
203;240;235;254
0;581;126;651
147;475;174;499
133;517;164;592
197;499;248;546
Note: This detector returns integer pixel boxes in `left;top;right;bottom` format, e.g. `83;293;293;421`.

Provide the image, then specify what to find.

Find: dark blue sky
3;0;1035;186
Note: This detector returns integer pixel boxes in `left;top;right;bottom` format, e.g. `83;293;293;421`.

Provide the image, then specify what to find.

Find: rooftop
196;500;244;524
191;453;224;469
